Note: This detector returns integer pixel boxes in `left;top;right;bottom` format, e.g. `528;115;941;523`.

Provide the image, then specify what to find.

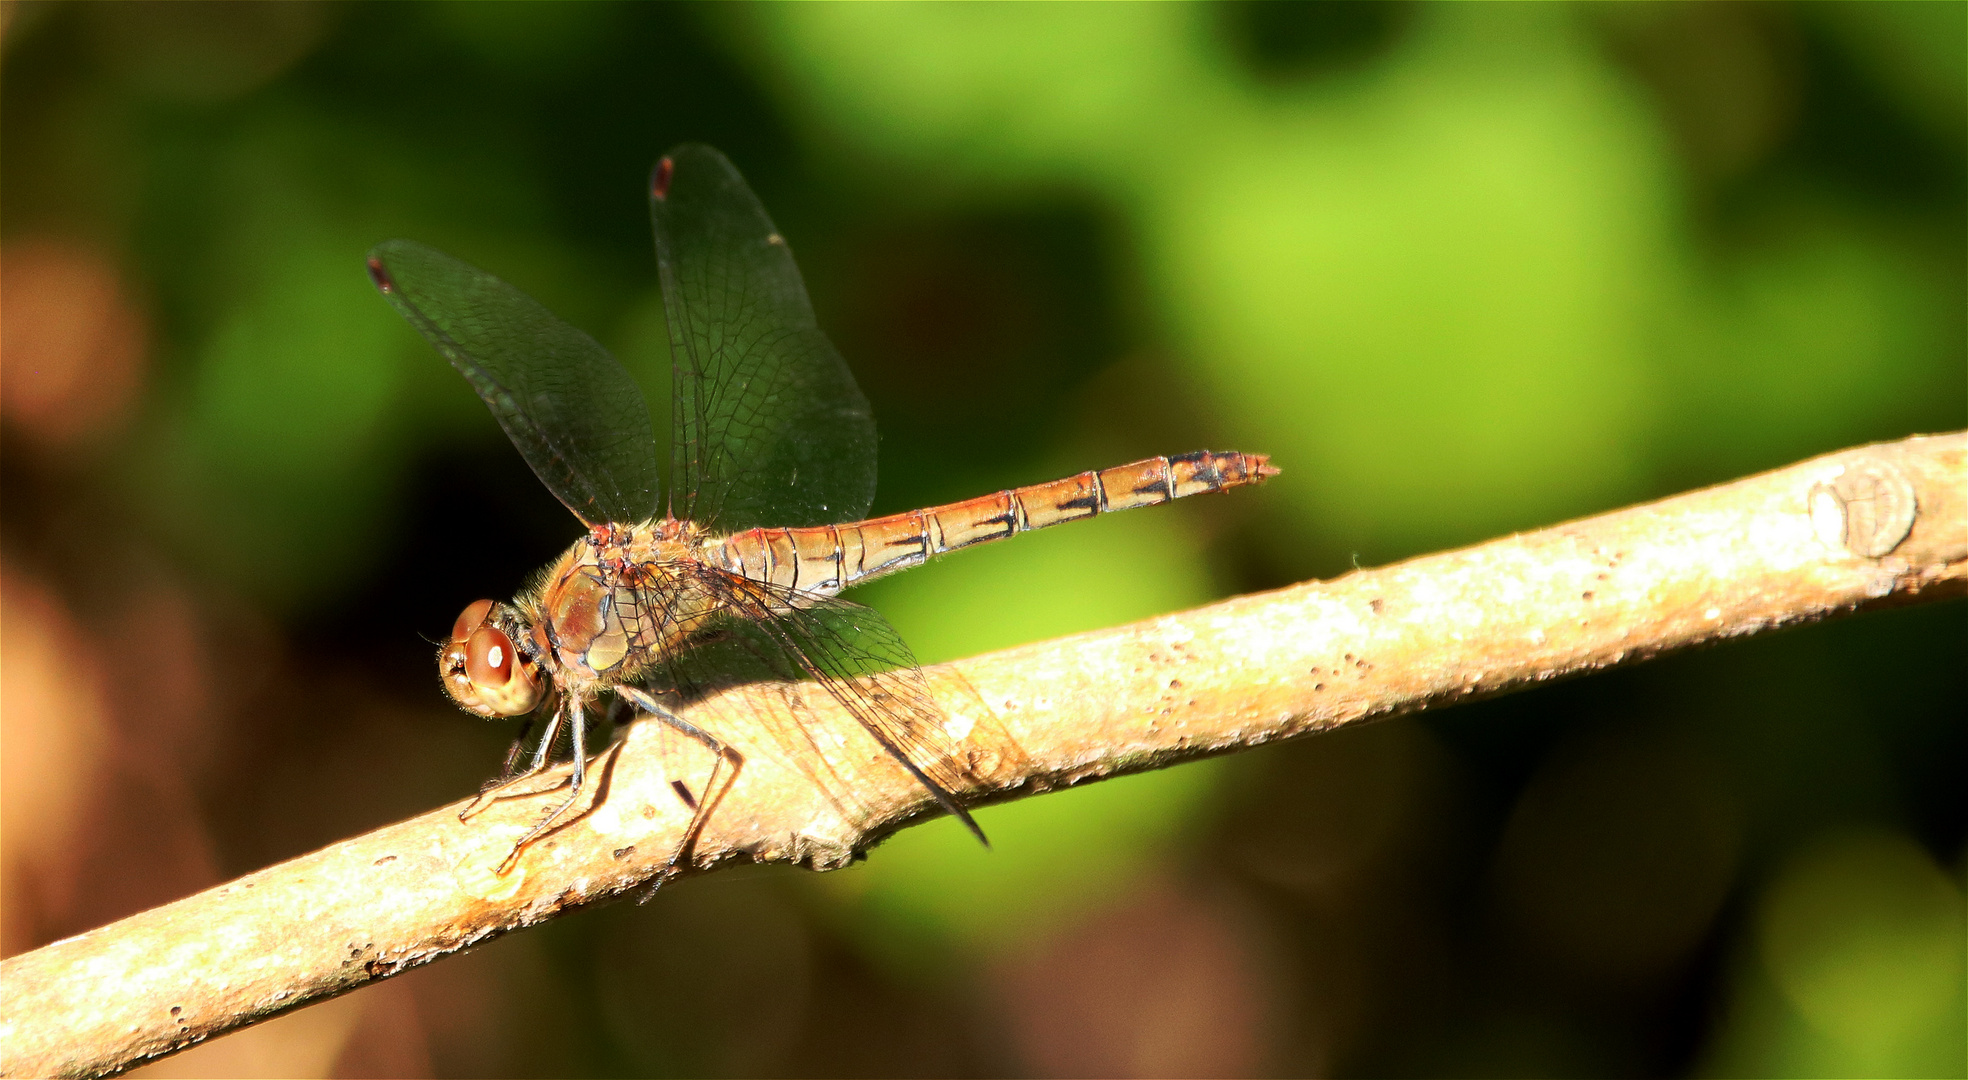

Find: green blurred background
2;3;1962;1077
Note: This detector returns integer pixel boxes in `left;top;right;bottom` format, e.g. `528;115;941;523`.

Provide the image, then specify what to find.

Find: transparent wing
368;239;661;528
636;567;992;843
651;144;877;532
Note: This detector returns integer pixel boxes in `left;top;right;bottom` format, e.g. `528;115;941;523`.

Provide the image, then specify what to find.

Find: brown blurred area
990;875;1286;1077
3;237;205;956
1;235;407;1076
0;228;547;1076
1;239;148;451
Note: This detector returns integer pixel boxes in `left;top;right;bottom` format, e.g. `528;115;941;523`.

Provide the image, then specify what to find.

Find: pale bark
2;432;1962;1079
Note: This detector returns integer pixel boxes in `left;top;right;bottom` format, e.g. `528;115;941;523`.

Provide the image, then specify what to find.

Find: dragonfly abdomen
717;450;1277;595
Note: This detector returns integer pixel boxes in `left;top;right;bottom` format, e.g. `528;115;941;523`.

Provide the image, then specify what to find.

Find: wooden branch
3;433;1962;1078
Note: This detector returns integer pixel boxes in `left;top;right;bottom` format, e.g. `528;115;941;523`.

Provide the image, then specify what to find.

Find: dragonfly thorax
503;521;723;700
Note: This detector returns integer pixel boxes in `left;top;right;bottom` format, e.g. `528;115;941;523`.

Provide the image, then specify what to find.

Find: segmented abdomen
714;450;1277;596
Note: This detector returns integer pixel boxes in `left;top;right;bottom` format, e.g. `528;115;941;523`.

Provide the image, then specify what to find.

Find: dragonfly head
440;599;545;718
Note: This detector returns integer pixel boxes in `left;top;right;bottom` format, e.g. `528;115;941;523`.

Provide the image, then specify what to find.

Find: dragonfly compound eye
451;598;496;643
463;625;541;716
438;600;540;717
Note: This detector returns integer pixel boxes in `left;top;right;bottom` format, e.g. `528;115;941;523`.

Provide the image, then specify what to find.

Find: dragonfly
367;144;1277;876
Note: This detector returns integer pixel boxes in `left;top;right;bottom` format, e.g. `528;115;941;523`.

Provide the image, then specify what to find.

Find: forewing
368;238;661;527
651;144;877;532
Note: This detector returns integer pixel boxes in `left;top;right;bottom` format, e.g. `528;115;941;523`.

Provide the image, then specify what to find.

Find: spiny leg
495;695;601;874
494;714;538;783
614;684;743;887
461;702;568;822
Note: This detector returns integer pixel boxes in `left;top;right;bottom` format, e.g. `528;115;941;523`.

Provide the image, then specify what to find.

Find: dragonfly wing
368;239;662;528
641;569;991;844
651;144;877;532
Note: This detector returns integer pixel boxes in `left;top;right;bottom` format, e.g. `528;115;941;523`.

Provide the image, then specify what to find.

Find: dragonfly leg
461;700;570;822
494;714;538;783
613;684;743;890
495;698;609;874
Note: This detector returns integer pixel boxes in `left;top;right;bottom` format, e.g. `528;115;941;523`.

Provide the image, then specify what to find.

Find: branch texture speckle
1;433;1962;1078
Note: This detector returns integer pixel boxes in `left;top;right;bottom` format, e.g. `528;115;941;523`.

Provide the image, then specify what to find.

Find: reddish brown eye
451;598;496;644
439;601;540;717
465;626;515;688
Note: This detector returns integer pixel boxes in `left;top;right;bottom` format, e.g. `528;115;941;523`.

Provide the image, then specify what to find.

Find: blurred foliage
1;2;1961;1077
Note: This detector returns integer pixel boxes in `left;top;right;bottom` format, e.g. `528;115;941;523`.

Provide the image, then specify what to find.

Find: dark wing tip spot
366;256;394;293
962;809;991;849
651;157;675;201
